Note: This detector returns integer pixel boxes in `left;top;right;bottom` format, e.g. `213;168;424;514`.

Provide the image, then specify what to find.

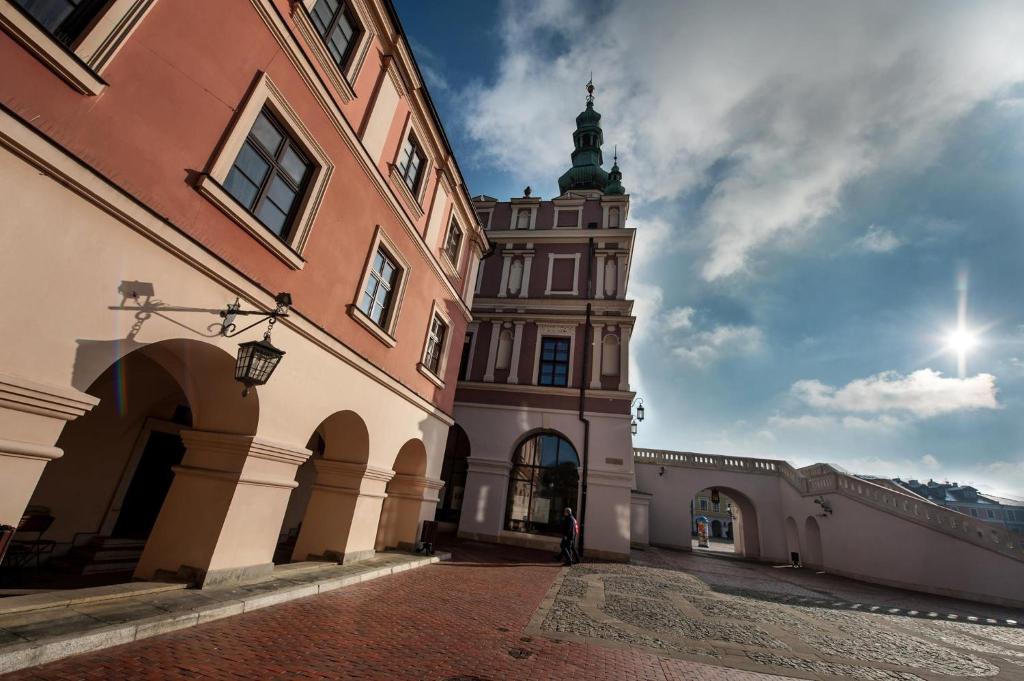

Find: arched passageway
504;432;579;536
690;486;760;559
804;516;824;569
435;424;470;528
785;516;801;564
375;439;429;551
274;431;324;563
6;339;265;586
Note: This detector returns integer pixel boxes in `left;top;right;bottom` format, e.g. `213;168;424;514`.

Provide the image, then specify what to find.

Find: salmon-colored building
437;85;638;561
0;0;487;586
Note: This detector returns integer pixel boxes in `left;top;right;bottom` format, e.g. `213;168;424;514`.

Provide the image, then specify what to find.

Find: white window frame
476;208;493;230
531;323;576;387
0;0;157;95
349;225;411;347
443;217;463;268
544;253;581;296
510;204;538;230
197;72;333;270
389;115;432;219
291;0;374;104
602;200;627;229
418;301;453;388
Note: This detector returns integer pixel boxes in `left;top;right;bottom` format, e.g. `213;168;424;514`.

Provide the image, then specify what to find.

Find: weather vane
586;73;595;104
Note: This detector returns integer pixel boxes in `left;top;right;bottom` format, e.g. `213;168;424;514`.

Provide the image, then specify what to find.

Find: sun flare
946;329;978;354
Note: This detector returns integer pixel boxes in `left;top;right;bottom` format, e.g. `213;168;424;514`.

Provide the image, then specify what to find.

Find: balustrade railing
634;446;1023;561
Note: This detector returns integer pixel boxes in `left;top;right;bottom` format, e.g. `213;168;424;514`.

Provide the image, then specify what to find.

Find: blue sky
395;0;1024;497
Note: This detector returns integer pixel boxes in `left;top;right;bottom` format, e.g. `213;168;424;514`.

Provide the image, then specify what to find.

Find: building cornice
485;228;635;244
456;381;634;402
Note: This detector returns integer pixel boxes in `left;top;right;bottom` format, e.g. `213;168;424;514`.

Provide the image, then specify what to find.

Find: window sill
0;3;106;95
388;165;425;220
347;304;397;348
417;363;446;389
196;174;306;270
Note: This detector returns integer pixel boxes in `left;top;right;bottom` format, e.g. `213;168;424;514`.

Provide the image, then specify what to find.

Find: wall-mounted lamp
813;496;833;516
220;292;292;396
630;396;645;437
630;419;638;436
726;502;735;520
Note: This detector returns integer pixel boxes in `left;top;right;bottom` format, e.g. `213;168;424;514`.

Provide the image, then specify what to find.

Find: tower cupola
558;80;610;194
604;147;625;195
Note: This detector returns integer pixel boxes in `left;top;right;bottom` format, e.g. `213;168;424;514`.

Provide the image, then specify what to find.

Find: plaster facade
0;0;486;587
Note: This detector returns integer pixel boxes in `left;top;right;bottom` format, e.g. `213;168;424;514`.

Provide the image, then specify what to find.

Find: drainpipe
578;236;595;557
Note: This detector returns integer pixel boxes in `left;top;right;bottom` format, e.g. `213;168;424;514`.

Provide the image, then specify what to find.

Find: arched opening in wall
505;432;579;536
784;516;801;566
435;424;470;530
4;339;254;588
804;516;824;569
375;439;429;551
274;431;324;564
690;486;760;558
289;410;372;564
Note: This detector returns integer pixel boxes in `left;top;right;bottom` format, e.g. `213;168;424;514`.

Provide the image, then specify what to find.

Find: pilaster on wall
134;430;311;587
0;373;98;526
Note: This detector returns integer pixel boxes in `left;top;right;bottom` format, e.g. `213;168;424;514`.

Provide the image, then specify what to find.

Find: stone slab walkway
0;551;446;674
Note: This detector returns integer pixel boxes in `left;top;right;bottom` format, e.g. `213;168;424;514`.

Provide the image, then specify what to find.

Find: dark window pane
279;145;309;186
251;113;283;155
233;144;270;187
256;201;288;235
223;168;260;210
265;175;297;213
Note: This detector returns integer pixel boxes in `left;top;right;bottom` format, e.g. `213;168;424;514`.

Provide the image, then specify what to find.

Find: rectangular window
223;108;312;239
309;0;362;71
397;133;425;194
444;219;463;265
713;502;720;513
987;509;995;519
423;314;448;375
970;508;978;517
358;247;399;327
1008;510;1016;521
15;0;107;47
538;336;570;387
699;498;708;511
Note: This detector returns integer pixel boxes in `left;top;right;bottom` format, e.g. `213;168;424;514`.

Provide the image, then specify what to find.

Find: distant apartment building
892;479;1024;535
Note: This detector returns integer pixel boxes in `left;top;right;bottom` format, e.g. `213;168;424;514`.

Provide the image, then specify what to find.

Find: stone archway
804;515;824;569
688;486;761;559
290;410;386;564
375;439;436;551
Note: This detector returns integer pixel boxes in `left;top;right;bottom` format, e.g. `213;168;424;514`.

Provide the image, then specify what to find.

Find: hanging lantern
636;402;645;422
630;419;638;436
234;337;285;396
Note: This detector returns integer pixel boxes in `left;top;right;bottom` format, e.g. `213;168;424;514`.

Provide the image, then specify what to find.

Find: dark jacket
562;513;577;541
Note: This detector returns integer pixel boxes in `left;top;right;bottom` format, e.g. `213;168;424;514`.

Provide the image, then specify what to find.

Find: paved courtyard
4;542;1023;680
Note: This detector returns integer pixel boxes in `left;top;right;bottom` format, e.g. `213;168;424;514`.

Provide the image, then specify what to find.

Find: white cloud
854;224;903;253
792;369;1000;418
673;324;763;367
920;453;939;468
665;306;695;330
460;1;1024;279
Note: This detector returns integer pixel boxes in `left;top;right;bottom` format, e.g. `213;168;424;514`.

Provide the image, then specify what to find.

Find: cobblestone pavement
531;548;1024;680
5;542;1023;680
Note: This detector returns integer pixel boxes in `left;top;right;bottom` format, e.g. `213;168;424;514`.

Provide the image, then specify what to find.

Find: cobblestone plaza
6;543;1022;680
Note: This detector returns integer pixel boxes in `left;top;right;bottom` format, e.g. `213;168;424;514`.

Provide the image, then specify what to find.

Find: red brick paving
5;542;786;680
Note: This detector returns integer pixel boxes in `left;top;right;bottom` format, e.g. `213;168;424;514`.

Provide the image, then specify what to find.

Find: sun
946;328;978;354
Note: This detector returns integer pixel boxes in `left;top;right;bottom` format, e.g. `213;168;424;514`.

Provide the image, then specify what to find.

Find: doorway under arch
436;424;470;528
690;486;760;559
504;431;579;536
784;516;801;564
804;516;824;569
376;439;429;551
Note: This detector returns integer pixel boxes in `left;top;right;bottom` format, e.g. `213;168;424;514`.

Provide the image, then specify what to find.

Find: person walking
560;507;579;566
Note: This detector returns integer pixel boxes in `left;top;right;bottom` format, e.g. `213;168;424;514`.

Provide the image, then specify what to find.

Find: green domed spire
558;79;610;194
604;146;625;195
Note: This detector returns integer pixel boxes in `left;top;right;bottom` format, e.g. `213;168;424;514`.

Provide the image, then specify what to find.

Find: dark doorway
111;431;185;539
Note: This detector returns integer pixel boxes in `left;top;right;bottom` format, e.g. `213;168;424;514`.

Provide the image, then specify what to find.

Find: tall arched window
505;433;579;535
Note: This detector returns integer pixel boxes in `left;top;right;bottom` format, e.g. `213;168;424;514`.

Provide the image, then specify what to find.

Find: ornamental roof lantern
558;78;610;194
604;146;626;195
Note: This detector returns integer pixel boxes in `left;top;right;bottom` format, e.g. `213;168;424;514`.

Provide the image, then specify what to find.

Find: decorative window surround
554;207;582;229
601;198;628;229
0;0;157;95
198;72;333;270
473;257;485;295
290;0;374;104
417;300;452;388
349;225;411;347
531;323;577;387
389;115;431;220
475;208;492;230
461;321;479;381
508;199;539;230
544;253;581;296
440;217;463;278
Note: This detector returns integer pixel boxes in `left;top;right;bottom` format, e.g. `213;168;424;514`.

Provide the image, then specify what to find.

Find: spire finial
613;144;618;164
586;74;595;105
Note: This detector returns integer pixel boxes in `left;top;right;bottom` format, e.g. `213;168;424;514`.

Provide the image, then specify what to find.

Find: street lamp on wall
220;292;292;396
630;396;645;437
